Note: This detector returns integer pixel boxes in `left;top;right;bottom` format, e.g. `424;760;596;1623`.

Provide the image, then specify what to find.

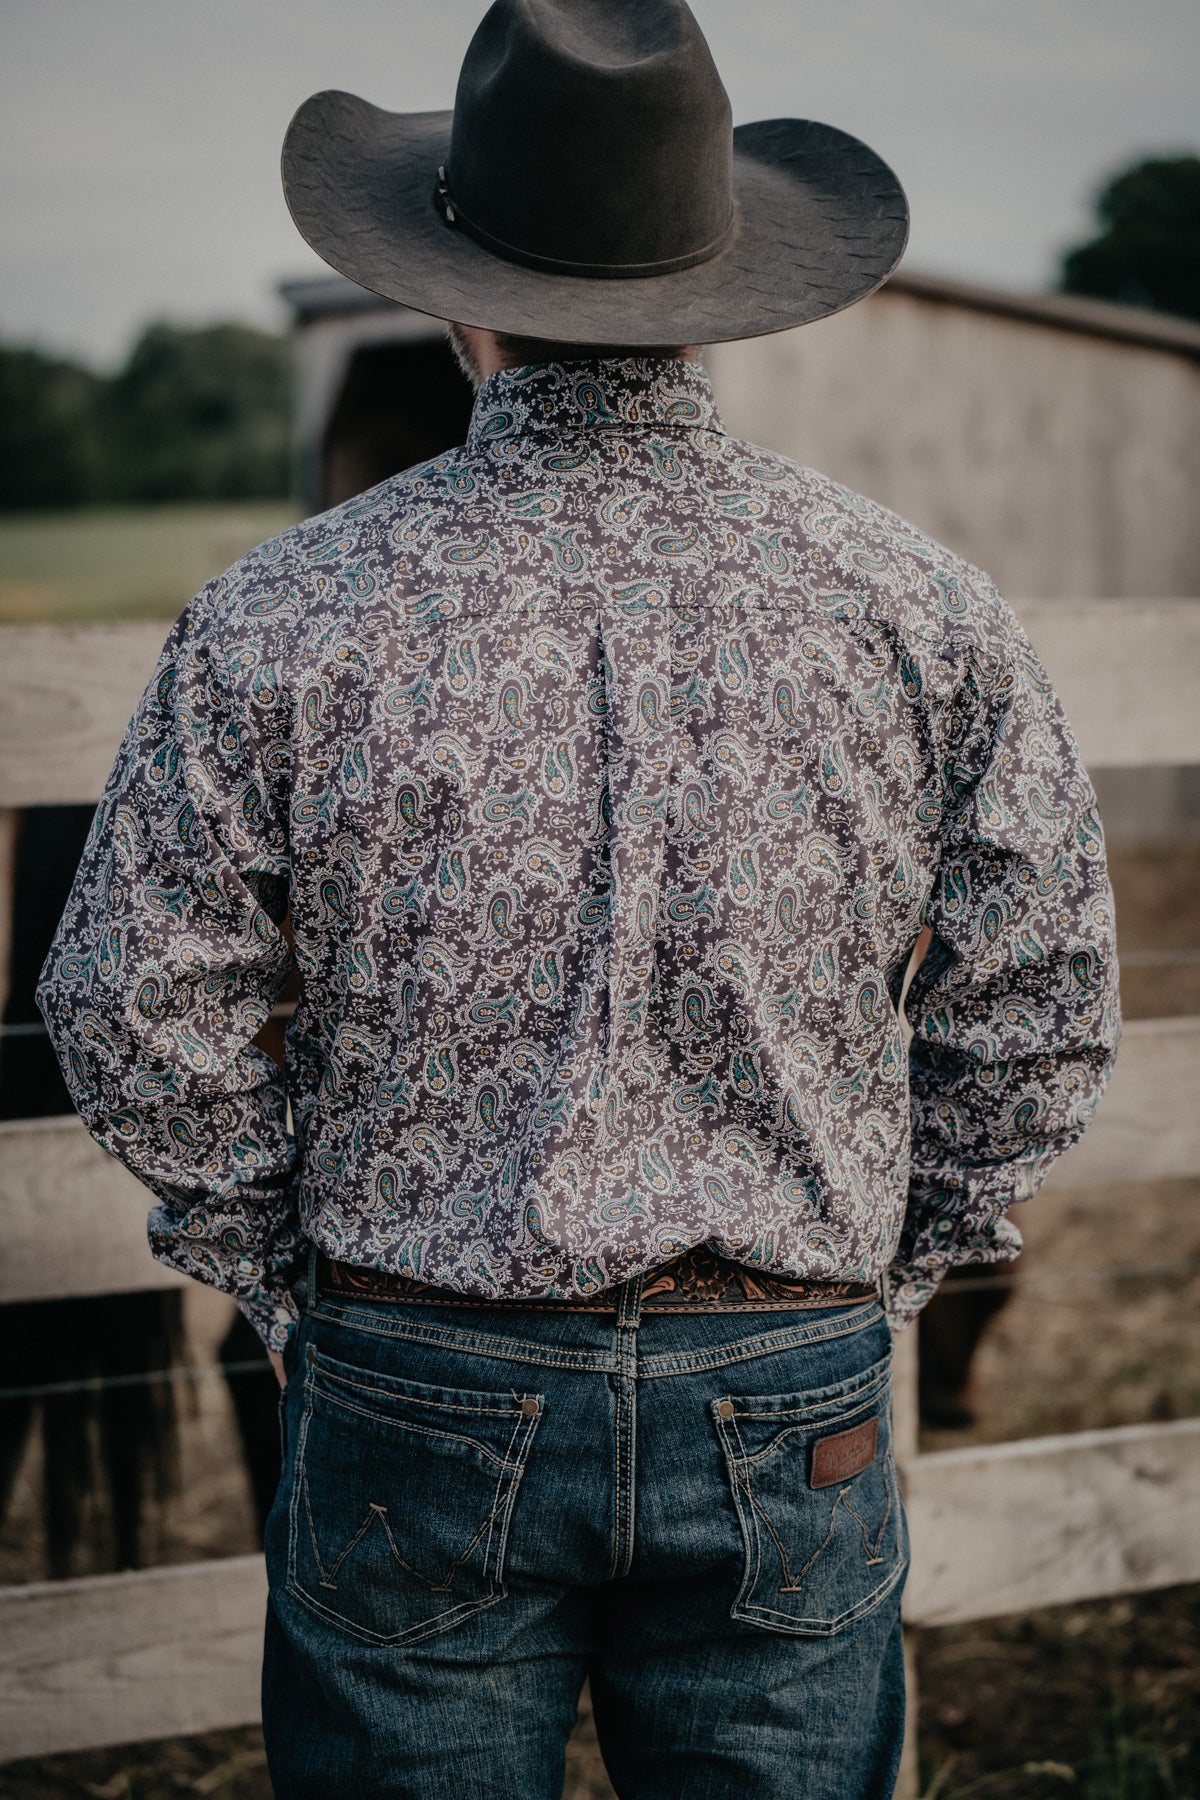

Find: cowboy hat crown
442;0;735;278
282;0;908;343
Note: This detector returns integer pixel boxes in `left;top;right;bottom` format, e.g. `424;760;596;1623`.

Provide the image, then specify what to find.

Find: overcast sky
3;0;1197;369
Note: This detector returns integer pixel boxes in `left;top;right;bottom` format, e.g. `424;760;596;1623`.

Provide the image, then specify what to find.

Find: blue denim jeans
262;1270;909;1798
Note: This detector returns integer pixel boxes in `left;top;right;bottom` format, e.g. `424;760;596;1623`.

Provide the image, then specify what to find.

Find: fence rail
0;1557;269;1763
2;1416;1197;1765
2;602;1199;807
1;608;1197;1780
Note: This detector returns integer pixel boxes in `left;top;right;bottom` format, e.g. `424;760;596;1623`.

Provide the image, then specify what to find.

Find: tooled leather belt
313;1243;877;1313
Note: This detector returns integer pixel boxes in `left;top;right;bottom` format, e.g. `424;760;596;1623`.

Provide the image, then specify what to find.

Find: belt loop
617;1270;644;1331
306;1238;318;1315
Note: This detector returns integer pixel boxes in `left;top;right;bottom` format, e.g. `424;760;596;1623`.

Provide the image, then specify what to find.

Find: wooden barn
281;266;1200;850
281;265;1200;601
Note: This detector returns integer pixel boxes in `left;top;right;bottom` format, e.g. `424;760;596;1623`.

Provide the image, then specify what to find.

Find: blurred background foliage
1060;155;1200;321
0;321;291;512
0;153;1197;517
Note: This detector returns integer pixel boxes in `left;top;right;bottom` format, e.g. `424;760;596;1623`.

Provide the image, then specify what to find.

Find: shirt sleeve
885;604;1122;1332
35;589;304;1352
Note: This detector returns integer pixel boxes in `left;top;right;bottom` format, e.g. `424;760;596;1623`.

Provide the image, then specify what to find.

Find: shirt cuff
884;1213;1025;1332
146;1219;307;1355
235;1285;302;1356
883;1260;948;1332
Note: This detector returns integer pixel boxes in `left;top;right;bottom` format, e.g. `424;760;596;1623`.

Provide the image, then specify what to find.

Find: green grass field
0;502;302;624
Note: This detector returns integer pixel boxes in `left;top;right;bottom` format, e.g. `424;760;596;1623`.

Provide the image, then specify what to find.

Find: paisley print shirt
37;357;1121;1352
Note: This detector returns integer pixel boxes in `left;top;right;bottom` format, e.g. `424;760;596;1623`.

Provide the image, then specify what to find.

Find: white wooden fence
1;606;1198;1785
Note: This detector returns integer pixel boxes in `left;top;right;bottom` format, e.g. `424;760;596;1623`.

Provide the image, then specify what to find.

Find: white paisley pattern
37;358;1121;1351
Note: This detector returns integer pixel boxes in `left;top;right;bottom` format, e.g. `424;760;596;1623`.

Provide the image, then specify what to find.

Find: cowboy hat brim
281;91;909;344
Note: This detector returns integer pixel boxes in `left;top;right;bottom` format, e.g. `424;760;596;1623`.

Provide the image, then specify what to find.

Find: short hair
492;331;694;366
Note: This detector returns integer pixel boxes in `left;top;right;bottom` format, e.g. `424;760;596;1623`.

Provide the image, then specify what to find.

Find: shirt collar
466;356;724;447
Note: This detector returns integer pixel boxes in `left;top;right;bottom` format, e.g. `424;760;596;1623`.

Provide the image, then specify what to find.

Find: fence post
0;808;17;1020
894;1321;921;1800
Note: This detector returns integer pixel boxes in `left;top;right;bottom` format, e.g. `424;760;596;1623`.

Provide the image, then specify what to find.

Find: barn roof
279;268;1200;360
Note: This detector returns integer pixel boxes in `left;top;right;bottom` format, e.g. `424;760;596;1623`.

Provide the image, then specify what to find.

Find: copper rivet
716;1400;735;1419
520;1397;539;1416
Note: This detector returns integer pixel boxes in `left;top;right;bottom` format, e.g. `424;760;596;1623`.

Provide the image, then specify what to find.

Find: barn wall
287;283;1200;603
290;308;445;508
705;290;1200;601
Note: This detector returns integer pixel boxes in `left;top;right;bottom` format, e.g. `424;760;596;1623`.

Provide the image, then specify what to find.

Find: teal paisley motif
34;355;1120;1351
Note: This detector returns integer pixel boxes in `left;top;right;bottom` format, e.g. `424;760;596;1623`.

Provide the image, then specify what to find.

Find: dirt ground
1;847;1196;1795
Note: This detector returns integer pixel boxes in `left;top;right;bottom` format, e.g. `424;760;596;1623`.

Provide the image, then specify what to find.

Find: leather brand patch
809;1416;879;1489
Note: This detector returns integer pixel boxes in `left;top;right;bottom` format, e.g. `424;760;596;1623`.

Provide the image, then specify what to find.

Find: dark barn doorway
321;336;475;508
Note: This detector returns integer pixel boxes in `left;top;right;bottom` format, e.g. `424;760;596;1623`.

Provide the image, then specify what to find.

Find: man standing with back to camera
38;1;1121;1794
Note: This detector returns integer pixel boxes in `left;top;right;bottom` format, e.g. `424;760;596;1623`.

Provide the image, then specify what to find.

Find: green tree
0;344;104;509
1060;155;1200;322
101;321;293;503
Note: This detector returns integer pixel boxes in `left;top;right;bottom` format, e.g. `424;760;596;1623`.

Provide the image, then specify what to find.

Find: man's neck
447;322;699;390
448;324;513;385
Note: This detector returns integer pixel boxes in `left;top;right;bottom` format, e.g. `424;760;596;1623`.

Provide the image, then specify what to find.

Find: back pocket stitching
299;1402;531;1592
839;1450;895;1569
734;1390;884;1468
725;1411;765;1615
312;1354;527;1416
301;1475;517;1595
286;1375;541;1647
734;1466;842;1592
292;1582;495;1649
747;1468;895;1591
477;1409;528;1602
311;1382;523;1472
716;1387;902;1635
301;1479;382;1591
737;1554;907;1634
727;1358;891;1427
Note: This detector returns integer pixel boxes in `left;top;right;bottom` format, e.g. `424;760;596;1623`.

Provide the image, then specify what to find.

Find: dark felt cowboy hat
281;0;909;345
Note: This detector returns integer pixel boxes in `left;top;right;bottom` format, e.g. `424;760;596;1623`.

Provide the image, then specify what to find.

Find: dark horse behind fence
0;805;282;1570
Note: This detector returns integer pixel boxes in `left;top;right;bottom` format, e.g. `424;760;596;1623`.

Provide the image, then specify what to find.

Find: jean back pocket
286;1342;543;1647
713;1350;908;1637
